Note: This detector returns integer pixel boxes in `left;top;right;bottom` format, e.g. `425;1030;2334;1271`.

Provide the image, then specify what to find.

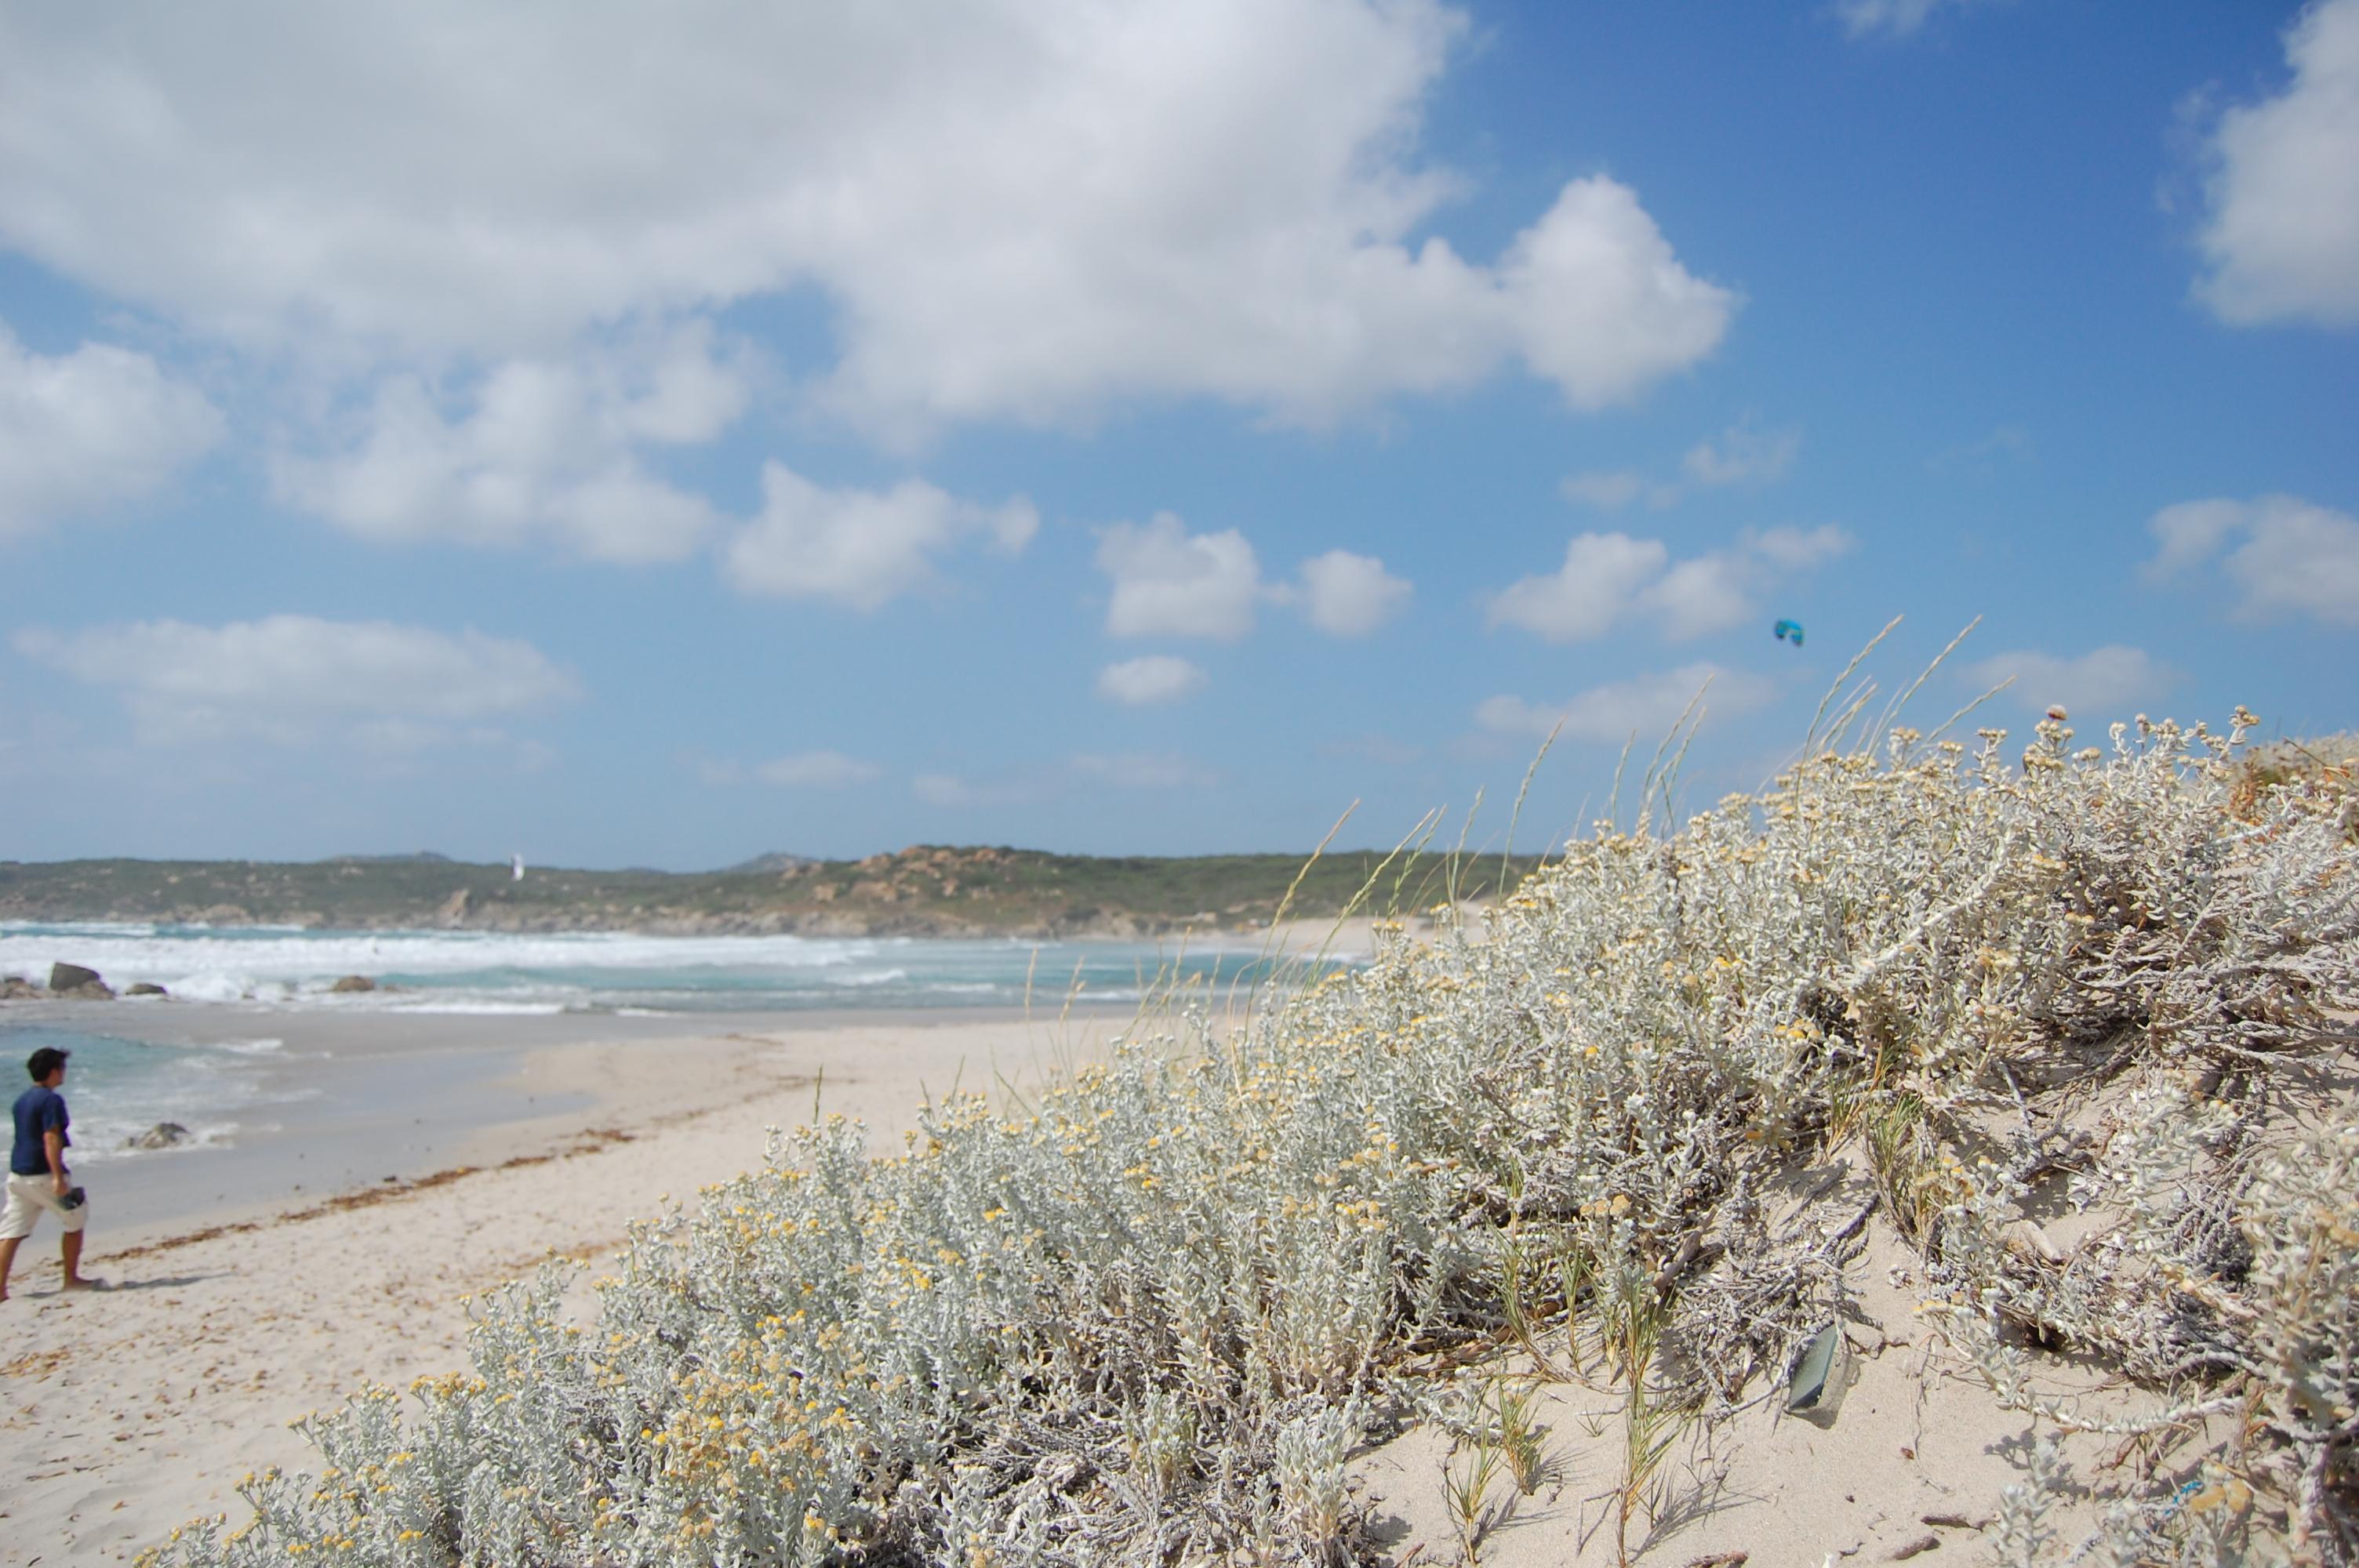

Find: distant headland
0;846;1540;939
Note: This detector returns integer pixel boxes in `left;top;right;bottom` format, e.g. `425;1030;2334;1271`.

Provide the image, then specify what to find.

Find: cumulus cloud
1475;662;1775;742
1491;525;1849;643
1097;514;1265;641
1296;550;1412;637
1096;655;1209;706
2145;492;2359;626
726;463;1038;609
2195;0;2359;328
0;324;222;539
1961;646;2176;718
755;750;883;787
273;327;747;563
13;615;577;748
1495;179;1738;413
0;4;1731;435
1096;521;1413;643
1487;532;1670;642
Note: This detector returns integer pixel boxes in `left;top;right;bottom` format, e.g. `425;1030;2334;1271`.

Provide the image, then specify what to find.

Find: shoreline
0;998;1154;1251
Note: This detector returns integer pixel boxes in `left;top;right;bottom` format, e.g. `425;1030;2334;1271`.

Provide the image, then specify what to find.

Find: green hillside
0;845;1542;936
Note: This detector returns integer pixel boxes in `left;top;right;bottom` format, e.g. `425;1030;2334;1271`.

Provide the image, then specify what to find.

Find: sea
0;921;1296;1174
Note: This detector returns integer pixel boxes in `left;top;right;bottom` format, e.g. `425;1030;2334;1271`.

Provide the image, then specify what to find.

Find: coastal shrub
142;711;2357;1566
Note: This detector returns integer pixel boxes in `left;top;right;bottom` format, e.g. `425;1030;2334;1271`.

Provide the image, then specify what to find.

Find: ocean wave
0;927;888;986
825;968;909;988
374;999;571;1016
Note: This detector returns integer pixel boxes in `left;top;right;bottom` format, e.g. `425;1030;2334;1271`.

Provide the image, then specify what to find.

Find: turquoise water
0;923;1287;1012
0;1019;296;1167
0;926;1328;1172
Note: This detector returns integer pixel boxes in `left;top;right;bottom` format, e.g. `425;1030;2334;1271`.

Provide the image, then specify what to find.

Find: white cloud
1636;556;1755;641
0;4;1730;435
726;463;1038;609
1296;550;1412;637
1638;524;1850;639
2146;493;2359;626
1487;532;1670;642
0;323;222;539
1497;179;1738;413
1681;417;1799;489
1961;646;2176;718
1098;514;1264;641
2195;0;2359;328
13;615;576;748
1476;662;1775;742
755;750;883;787
1492;525;1849;644
273;327;746;563
1833;0;2000;41
1558;470;1651;511
1096;655;1209;706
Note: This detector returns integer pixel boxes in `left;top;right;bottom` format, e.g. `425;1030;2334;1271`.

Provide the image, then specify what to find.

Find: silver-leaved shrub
142;712;2357;1566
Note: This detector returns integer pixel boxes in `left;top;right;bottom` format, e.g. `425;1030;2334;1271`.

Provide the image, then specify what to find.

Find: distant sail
1773;618;1805;648
511;853;525;882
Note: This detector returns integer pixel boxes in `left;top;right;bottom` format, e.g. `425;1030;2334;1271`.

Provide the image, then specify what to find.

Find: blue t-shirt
10;1086;69;1176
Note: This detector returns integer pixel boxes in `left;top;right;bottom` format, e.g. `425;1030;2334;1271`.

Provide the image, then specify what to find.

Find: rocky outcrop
125;982;169;996
0;975;39;1000
47;962;114;999
436;887;472;926
329;975;377;993
126;1122;191;1149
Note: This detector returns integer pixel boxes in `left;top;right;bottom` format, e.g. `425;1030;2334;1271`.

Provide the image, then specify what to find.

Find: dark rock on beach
1;975;39;1000
49;961;104;992
126;982;169;996
127;1121;191;1149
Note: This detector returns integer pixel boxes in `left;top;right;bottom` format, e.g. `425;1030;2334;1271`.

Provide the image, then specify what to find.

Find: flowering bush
144;711;2357;1566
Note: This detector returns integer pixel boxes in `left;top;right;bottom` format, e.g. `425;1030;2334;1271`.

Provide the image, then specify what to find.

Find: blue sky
1;0;2353;869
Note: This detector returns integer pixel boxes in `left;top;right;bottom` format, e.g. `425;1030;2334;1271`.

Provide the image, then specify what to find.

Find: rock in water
329;975;378;993
128;1122;191;1150
49;961;104;993
126;982;169;996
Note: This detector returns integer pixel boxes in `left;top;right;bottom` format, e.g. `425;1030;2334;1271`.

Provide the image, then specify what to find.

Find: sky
1;0;2354;870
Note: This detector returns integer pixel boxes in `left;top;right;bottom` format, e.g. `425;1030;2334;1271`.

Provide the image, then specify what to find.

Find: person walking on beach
1;1047;100;1300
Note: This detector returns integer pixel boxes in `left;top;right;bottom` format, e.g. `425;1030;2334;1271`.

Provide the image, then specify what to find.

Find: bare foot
62;1276;110;1292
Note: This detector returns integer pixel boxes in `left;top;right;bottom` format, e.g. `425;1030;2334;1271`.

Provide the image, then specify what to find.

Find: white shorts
1;1172;85;1240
